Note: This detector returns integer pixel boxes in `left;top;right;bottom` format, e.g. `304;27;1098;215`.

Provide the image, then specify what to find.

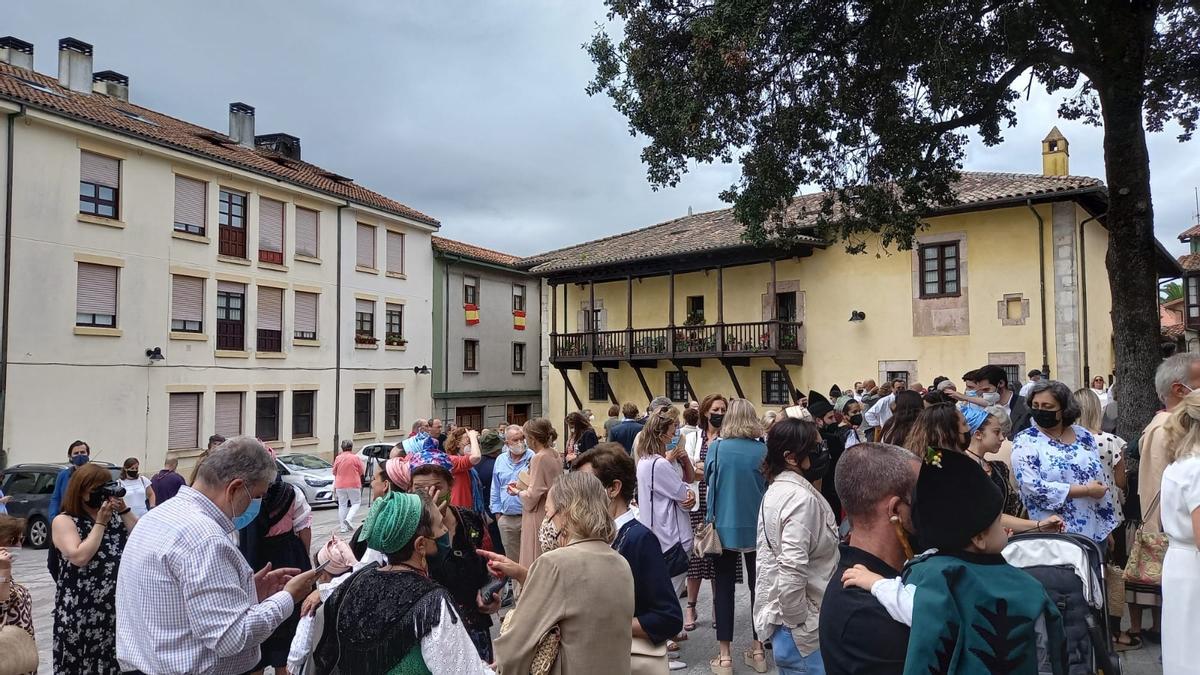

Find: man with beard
806;391;846;524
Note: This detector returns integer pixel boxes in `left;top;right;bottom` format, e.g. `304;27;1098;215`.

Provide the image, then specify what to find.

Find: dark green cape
902;551;1067;675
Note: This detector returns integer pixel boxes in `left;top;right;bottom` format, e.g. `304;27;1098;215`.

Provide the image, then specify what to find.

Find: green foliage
586;1;1199;252
1161;281;1184;302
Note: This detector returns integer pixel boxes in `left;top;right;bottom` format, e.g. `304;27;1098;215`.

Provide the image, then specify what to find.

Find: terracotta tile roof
0;62;438;226
1163;323;1186;338
431;236;521;267
1179;253;1200;271
1179;223;1200;240
522;172;1103;274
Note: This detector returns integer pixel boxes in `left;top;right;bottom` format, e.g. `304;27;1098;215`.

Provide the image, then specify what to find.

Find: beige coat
495;538;635;675
1137;410;1172;534
519;448;563;566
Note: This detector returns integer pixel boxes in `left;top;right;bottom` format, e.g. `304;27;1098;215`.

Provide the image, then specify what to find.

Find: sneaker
668;660;687;671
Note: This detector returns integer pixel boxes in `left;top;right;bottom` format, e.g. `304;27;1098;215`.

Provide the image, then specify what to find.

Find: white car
276;453;336;506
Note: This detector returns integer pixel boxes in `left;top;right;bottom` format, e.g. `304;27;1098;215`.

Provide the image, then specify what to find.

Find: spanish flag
465;303;480;325
513;309;526;330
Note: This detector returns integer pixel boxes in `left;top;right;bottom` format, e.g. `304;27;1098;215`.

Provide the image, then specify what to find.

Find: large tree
587;0;1199;439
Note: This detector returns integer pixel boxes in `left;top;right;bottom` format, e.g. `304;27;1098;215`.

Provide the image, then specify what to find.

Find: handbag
0;590;38;675
1123;492;1169;586
693;440;724;559
648;456;691;576
630;636;670;675
500;601;561;675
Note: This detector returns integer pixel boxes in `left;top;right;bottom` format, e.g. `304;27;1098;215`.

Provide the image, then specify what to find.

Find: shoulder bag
0;587;38;675
1124;492;1168;585
500;603;561;675
693;440;723;559
649;456;691;577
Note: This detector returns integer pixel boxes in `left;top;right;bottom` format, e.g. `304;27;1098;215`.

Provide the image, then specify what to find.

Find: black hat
912;449;1004;552
807;390;834;419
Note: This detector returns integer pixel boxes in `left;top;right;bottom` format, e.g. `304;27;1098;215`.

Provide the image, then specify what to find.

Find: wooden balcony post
770;258;779;350
626;275;633;359
668;270;675;355
717;265;724;352
550;282;557;360
589;280;596;357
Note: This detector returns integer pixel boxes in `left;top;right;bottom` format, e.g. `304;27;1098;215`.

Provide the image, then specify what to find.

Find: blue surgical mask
70;454;89;467
232;483;261;530
433;531;452;562
965;390;978;398
666;432;681;451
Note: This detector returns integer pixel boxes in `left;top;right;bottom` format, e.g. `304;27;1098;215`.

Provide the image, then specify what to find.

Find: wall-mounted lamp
412;365;431;375
849;311;866;322
145;347;164;362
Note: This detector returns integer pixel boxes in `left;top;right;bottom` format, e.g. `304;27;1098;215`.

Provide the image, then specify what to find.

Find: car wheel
26;516;49;549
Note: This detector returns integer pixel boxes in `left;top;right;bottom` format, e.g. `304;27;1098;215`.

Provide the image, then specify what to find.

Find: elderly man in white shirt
863;381;905;434
116;436;318;675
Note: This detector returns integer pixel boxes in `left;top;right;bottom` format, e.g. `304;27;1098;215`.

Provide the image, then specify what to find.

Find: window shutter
171;275;204;323
356;299;374;315
257;287;283;330
295;292;318;335
386;231;404;274
295;208;318;257
77;263;117;315
217;280;244;294
356;224;375;268
168;393;200;450
258;198;284;253
214;392;242;438
174;176;206;229
80;151;119;188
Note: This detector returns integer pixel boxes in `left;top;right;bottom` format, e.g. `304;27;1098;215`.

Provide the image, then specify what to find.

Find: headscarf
406;446;454;473
385;456;412;492
316;534;358;575
963;405;990;435
358;491;424;555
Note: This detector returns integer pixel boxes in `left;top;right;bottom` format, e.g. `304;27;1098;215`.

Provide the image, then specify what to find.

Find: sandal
1112;631;1142;652
684;602;697;632
744;648;769;674
668;641;681;653
709;656;733;675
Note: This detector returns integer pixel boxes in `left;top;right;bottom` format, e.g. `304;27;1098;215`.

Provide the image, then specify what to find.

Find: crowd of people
0;357;1197;674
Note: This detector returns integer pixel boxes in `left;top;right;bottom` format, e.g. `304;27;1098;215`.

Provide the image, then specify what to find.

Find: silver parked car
276;453;335;506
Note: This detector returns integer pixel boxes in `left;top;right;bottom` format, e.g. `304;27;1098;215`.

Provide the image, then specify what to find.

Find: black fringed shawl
313;563;460;674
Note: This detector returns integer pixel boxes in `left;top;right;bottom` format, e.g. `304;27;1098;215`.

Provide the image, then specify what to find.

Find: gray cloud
6;2;1197;259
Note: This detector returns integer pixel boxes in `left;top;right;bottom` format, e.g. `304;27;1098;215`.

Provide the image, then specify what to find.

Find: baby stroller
1003;531;1120;675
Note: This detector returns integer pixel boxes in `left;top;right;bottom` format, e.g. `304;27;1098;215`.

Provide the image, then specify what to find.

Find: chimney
1041;126;1069;177
0;37;33;71
228;102;255;148
92;70;128;102
254;133;302;161
57;37;94;94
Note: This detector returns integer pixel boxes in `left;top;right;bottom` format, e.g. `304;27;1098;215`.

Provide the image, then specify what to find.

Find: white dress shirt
116;486;294;675
863;393;895;429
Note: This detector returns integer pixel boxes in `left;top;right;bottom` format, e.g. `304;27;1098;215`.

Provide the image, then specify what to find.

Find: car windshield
279;454;331;470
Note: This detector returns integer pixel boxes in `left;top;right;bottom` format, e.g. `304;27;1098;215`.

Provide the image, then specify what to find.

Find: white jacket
753;472;841;654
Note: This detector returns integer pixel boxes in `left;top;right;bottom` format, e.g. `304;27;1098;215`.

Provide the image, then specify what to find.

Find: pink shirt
332;453;365;490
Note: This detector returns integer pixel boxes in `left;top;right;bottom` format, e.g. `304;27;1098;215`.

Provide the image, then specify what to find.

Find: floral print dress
1012;425;1119;543
1;580;34;675
53;514;127;674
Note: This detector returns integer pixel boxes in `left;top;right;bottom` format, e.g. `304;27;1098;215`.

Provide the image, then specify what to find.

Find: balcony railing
259;248;284;265
216;319;244;351
219;225;247;258
551;321;804;363
257;329;282;353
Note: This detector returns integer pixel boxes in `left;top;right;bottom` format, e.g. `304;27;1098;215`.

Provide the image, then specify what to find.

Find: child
843;448;1068;675
287;535;360;674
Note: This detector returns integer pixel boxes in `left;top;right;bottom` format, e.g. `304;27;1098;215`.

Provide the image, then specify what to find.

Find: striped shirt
115;486;293;674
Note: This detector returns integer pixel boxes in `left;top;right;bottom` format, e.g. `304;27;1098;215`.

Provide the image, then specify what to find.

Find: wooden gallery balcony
551;320;805;367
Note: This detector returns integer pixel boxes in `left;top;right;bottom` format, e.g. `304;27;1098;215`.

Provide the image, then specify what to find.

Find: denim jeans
770;625;825;675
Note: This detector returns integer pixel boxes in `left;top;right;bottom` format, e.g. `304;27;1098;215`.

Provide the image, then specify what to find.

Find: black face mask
708;413;724;429
1032;409;1061;429
849;414;864;427
126;470;139;479
800;447;831;482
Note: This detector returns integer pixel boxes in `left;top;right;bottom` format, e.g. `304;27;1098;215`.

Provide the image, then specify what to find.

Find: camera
90;481;126;502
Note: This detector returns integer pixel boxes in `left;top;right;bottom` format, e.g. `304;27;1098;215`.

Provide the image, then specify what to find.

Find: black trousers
714;549;757;643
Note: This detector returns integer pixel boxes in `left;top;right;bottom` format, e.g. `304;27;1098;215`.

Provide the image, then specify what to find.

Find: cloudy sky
8;1;1200;257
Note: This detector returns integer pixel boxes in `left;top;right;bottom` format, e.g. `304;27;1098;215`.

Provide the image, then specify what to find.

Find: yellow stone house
521;130;1181;418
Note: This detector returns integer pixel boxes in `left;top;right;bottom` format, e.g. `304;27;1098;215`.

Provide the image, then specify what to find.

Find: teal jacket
704;437;767;550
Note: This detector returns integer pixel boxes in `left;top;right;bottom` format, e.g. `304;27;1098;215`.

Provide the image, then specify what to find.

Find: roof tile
0;62;437;226
431;236;520;267
1179;223;1200;240
1178;253;1200;271
522;172;1103;274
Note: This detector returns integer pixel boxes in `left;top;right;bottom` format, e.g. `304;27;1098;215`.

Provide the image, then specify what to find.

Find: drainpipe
1;106;24;467
334;203;348;451
1027;200;1050;377
444;257;451;416
1077;210;1105;386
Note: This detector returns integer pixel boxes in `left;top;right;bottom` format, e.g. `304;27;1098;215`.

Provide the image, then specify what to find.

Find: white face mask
981;392;1001;405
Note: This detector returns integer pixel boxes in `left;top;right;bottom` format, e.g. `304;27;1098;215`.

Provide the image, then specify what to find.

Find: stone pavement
15;502;1163;673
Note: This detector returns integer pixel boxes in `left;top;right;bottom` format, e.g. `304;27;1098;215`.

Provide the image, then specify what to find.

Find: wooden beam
722;359;745;399
558;367;583;410
595;365;619;405
631;363;655;403
541;243;818;285
717;265;724;324
549;282;557;361
773;357;800;403
681;368;698;403
668;270;675;327
626;275;633;329
589;280;597;356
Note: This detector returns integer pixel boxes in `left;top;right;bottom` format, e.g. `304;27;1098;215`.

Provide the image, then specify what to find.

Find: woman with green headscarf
313;491;495;674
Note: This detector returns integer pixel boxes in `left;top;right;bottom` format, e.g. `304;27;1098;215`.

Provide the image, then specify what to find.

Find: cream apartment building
0;37;435;470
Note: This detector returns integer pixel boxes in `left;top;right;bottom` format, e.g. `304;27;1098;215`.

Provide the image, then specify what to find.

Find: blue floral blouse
1011;425;1119;542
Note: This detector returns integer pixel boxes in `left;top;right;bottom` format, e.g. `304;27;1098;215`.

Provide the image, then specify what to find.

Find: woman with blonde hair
511;418;563;567
491;472;635;674
703;398;769;674
1158;390;1200;673
1072;388;1127;521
